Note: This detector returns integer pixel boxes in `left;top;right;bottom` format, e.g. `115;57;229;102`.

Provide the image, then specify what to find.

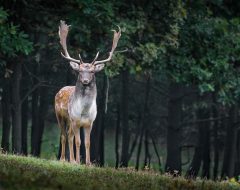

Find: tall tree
135;75;151;170
11;60;22;153
221;106;238;178
91;74;108;166
0;6;33;154
1;72;11;152
120;69;130;167
165;83;182;175
21;63;29;155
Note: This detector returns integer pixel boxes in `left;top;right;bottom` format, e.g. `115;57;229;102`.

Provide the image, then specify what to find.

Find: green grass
0;154;239;190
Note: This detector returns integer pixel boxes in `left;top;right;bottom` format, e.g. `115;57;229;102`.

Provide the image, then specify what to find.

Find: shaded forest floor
0;154;239;190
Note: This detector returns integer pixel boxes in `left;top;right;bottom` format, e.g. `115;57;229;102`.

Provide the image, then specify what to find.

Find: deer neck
74;75;97;101
68;76;97;122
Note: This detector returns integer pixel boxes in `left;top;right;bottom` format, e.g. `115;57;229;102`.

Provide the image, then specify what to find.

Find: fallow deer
55;21;121;165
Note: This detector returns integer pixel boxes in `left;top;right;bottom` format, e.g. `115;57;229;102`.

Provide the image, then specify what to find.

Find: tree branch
181;116;230;126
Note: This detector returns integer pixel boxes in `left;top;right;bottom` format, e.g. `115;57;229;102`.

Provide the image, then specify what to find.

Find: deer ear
70;62;80;71
94;64;105;72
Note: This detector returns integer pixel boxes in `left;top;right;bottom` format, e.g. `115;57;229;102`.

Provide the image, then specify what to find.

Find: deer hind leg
72;124;81;164
84;126;92;166
68;121;75;163
56;114;66;162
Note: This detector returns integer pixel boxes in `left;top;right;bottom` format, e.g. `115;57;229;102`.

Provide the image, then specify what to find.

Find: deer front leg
84;126;92;166
68;124;75;163
72;125;81;164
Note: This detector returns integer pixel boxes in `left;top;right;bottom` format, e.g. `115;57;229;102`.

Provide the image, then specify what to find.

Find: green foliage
0;7;8;21
1;0;239;105
0;154;239;190
0;7;33;58
62;1;176;76
53;0;240;105
162;2;240;104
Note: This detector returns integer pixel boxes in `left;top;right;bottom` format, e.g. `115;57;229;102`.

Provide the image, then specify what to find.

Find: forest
0;0;240;183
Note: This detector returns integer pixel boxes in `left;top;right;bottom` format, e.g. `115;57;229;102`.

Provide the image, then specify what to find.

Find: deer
55;21;121;165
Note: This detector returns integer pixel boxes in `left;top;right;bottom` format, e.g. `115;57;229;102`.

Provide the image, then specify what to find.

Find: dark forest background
0;0;240;180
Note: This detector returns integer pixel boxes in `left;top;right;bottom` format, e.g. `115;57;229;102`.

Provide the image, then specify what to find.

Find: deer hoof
86;161;92;166
60;158;66;162
70;160;77;164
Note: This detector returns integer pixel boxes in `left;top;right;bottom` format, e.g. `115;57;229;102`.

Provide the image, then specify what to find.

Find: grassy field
0;154;239;190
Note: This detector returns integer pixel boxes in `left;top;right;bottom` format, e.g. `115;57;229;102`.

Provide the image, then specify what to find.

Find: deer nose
83;79;89;84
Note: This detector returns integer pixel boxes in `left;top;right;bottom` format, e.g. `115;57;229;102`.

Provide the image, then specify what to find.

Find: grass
0;154;239;190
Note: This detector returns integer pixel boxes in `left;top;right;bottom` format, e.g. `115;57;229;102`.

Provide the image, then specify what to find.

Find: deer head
58;20;121;85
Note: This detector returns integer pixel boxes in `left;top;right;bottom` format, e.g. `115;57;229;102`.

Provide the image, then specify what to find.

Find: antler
91;52;99;64
93;26;121;65
59;20;82;64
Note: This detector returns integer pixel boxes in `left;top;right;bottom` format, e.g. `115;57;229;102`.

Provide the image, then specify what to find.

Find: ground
0;154;239;190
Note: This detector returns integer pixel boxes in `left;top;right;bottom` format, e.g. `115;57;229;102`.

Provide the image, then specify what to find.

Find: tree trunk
31;43;49;156
32;86;48;156
143;129;151;169
185;108;209;178
135;75;151;170
151;135;162;172
201;119;210;178
11;61;22;154
97;109;105;166
120;69;130;167
128;112;141;161
1;76;11;152
235;130;240;176
31;63;40;156
221;106;238;178
90;116;99;163
21;65;29;155
99;75;109;166
212;99;219;180
31;33;49;156
90;74;108;166
115;104;120;168
21;94;28;155
165;83;182;175
135;125;144;170
185;146;202;178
